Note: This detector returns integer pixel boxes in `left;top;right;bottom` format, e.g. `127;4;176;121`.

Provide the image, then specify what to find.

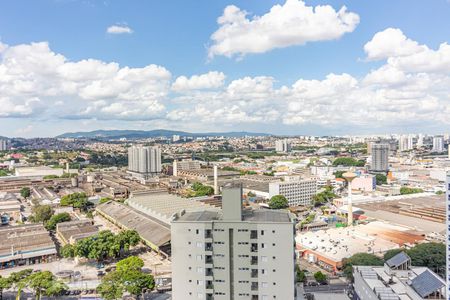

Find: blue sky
0;0;450;137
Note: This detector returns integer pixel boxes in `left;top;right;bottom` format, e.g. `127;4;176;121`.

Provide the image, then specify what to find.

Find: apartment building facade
268;177;317;206
171;183;296;300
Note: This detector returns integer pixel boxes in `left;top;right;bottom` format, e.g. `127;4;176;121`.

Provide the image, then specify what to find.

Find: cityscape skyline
1;0;450;137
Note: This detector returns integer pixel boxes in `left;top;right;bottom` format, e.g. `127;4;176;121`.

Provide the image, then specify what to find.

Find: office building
269;177;317;206
275;139;291;153
173;135;181;142
353;252;445;299
371;143;389;172
127;145;162;176
0;139;7;151
433;135;445;153
171;183;296;300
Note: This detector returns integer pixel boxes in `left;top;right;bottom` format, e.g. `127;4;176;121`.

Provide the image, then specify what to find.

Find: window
196;229;199;234
196;255;202;261
197;280;203;285
262;282;268;288
197;267;203;273
261;269;266;275
196;242;203;248
261;243;266;249
261;256;268;262
261;230;265;235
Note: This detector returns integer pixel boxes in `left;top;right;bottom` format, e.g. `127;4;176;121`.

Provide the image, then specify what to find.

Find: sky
0;0;450;137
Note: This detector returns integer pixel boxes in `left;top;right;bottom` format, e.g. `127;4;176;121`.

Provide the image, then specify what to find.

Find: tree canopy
60;192;93;211
61;230;140;261
45;212;71;230
190;182;214;197
313;185;336;206
343;253;383;279
97;256;154;299
375;174;387;185
20;187;31;198
30;205;54;223
400;187;424;195
332;157;365;167
268;195;289;209
314;271;327;283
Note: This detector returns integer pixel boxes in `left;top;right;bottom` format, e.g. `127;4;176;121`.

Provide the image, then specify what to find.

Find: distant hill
56;129;271;139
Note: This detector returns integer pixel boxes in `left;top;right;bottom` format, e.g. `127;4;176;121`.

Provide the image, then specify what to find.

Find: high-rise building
370;143;389;172
446;171;450;299
269;177;317;206
398;135;414;152
173;135;181;142
417;134;424;148
0;139;8;151
275;139;291;153
171;183;296;300
433;135;445;153
127;146;161;176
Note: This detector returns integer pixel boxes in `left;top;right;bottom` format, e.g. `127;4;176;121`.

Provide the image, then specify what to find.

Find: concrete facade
371;143;389;172
171;183;296;300
127;145;162;176
269;178;317;206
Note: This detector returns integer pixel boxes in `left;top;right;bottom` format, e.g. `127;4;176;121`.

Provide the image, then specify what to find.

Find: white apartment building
275;139;291;153
0;139;7;151
127;145;161;176
433;135;445;153
399;135;414;152
371;143;389;172
268;177;317;206
171;183;296;300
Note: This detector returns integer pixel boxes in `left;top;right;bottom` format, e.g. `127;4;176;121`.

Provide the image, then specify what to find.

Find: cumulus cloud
106;25;133;34
172;71;225;92
1;28;450;133
364;28;424;60
208;0;359;58
0;41;170;120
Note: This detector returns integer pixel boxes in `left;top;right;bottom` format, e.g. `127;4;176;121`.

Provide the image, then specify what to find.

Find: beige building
171;183;296;300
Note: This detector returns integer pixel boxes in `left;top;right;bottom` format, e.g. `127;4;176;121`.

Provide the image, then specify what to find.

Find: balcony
251;243;258;253
251;256;258;265
250;230;258;239
251;269;258;278
206;294;214;300
206;280;214;290
206;268;214;277
205;255;213;264
205;230;212;239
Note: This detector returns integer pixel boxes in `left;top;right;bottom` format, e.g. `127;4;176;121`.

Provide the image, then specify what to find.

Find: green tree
375;174;387;185
314;271;327;283
0;275;11;300
268;195;289;209
45;212;71;230
407;243;445;277
9;269;32;300
27;271;67;300
295;265;306;283
20;187;31;198
190;182;214;197
60;244;76;258
332;157;365;167
334;171;345;179
43;175;59;180
343;253;383;280
98;256;154;299
400;187;424;195
60;192;92;211
313;185;336;207
97;272;124;300
31;205;54;223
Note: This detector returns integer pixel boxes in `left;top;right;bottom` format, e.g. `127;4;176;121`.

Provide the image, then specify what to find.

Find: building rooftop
0;224;57;263
56;219;98;244
96;201;171;250
174;207;292;223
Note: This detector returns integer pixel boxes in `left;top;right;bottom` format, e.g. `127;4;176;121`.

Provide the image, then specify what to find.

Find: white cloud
106;25;133;34
1;31;450;134
364;28;424;60
172;71;225;92
208;0;359;58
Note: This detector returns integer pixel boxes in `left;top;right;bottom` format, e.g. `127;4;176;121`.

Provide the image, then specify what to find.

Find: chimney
222;182;242;221
66;162;69;174
213;165;218;195
173;160;178;177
